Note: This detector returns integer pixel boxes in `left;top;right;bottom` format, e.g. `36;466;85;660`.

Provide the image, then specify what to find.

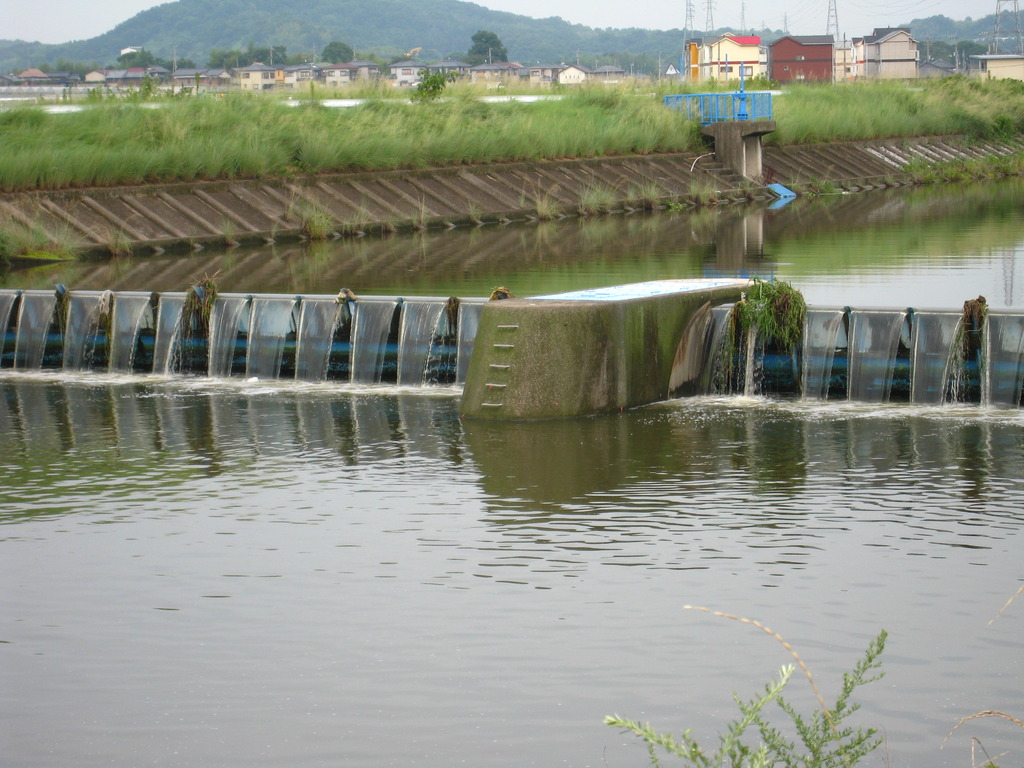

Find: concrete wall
461;280;747;420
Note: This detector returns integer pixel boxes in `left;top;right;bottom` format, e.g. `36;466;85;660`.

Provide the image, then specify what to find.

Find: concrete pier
701;120;777;180
461;279;748;420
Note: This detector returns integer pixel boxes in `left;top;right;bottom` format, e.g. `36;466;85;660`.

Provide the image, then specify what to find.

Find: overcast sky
4;0;989;45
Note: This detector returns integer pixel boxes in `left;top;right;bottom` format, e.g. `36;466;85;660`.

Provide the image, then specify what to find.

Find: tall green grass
1;78;1021;193
0;91;701;193
769;77;1024;144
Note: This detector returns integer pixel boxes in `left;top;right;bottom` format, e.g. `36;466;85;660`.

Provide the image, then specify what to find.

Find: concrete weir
461;279;748;420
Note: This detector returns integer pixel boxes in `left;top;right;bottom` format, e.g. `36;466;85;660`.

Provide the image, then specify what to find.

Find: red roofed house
699;34;768;83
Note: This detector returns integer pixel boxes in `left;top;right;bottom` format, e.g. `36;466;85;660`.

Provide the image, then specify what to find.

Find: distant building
852;28;919;79
592;64;626;81
969;54;1024;80
919;59;956;78
769;35;834;82
468;61;520;84
421;60;471;78
389;60;422;87
699;34;767;83
683;39;702;82
555;64;590;85
234;63;278;91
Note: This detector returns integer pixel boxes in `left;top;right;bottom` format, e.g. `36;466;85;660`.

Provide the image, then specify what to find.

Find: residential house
16;67;50;84
234;63;278;91
389;60;422;87
556;64;590;85
852;28;918;79
0;73;23;86
468;61;520;84
322;63;357;87
968;54;1024;80
347;61;381;79
281;63;322;89
592;64;626;81
834;43;854;82
421;60;471;78
170;68;232;90
919;59;956;78
682;39;702;82
526;64;560;86
699;34;768;83
769;35;834;81
85;67;166;88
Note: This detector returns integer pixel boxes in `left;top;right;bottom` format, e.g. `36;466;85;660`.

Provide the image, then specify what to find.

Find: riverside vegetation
608;595;1023;768
2;77;1024;264
2;78;1024;195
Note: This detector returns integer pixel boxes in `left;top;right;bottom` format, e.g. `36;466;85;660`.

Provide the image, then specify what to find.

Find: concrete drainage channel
0;135;1020;257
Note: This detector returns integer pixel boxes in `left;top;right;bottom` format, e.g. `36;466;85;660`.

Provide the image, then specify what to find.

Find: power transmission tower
705;0;715;36
684;0;696;36
991;0;1024;54
826;0;840;40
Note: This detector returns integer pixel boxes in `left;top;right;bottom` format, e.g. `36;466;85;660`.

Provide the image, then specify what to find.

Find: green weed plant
607;617;887;768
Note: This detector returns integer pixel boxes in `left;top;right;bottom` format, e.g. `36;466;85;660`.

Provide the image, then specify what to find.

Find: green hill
0;0;700;73
0;0;996;75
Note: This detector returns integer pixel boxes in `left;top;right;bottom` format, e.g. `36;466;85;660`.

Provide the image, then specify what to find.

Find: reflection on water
1;376;1022;768
3;179;1024;768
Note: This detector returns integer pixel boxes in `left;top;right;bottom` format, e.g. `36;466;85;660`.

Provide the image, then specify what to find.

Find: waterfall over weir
692;303;1024;408
3;286;1023;408
0;288;483;387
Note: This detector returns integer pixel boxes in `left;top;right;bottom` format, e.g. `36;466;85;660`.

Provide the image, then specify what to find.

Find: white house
852;28;919;79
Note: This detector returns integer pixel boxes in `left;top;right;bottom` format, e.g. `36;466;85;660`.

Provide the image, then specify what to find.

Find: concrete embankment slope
1;135;1020;256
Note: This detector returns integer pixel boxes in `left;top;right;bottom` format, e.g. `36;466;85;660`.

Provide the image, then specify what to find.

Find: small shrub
607;621;888;768
413;70;458;102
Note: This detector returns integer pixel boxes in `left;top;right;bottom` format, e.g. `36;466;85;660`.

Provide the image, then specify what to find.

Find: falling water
108;293;153;373
12;291;58;369
742;324;762;396
847;310;907;402
983;313;1024;408
909;311;963;404
350;300;397;384
294;298;344;382
455;302;484;385
397;300;446;386
801;308;845;399
152;294;186;375
207;296;250;378
246;297;297;380
0;291;17;361
62;291;107;372
700;304;736;394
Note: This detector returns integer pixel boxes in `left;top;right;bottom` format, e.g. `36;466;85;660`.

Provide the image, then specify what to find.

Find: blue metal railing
664;91;773;125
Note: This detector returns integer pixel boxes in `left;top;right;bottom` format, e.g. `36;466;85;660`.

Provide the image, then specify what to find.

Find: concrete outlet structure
461;279;748;420
701;120;777;180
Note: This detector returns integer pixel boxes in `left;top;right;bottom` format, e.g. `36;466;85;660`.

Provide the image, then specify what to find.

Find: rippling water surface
2;374;1022;768
3;180;1024;768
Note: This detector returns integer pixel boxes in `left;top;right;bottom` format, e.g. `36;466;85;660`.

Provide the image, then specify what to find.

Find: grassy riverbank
0;91;701;193
1;78;1023;195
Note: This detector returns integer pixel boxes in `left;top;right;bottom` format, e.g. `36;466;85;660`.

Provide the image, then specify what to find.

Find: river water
2;180;1023;768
